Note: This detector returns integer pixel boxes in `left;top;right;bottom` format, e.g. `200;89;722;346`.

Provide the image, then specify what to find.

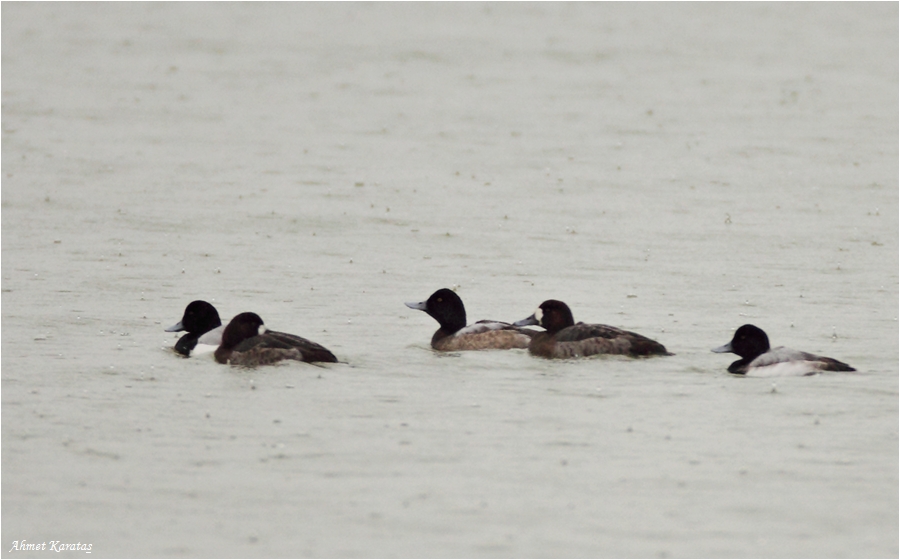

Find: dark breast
174;333;199;357
727;358;751;374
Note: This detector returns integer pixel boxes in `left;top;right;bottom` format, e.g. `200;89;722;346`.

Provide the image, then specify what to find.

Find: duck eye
437;298;442;302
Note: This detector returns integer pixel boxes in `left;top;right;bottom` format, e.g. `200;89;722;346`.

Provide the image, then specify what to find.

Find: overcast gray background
2;3;897;558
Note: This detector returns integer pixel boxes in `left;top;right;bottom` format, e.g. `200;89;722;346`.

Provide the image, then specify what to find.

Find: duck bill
513;314;539;328
405;301;428;311
165;321;185;332
711;341;733;353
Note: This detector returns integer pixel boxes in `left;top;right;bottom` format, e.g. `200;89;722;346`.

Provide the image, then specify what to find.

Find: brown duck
513;299;671;359
215;312;337;366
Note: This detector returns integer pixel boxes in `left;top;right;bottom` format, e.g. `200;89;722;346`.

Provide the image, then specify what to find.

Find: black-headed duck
166;300;225;357
713;324;855;376
406;288;534;351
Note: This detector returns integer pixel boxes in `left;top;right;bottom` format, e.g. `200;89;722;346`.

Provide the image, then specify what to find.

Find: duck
214;312;338;366
166;300;226;357
405;288;535;351
513;299;670;359
712;324;855;376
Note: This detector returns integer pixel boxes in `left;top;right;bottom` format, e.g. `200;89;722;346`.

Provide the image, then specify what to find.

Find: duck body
513;300;670;359
406;288;534;351
166;300;226;357
713;324;855;376
430;321;535;351
215;312;337;366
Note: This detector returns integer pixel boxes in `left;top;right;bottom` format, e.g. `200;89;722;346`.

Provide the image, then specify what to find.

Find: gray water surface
2;3;898;558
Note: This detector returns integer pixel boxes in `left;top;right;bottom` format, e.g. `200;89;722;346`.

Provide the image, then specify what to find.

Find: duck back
531;323;669;358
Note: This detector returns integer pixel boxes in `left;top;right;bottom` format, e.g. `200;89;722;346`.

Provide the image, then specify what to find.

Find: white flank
745;361;821;377
197;325;225;346
191;343;219;356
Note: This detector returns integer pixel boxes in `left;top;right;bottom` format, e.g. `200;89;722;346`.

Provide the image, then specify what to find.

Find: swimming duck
166;300;225;357
405;288;534;351
214;312;338;366
513;299;670;359
712;324;855;376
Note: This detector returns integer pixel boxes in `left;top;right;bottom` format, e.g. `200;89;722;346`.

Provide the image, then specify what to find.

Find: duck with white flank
713;324;855;376
166;300;226;357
